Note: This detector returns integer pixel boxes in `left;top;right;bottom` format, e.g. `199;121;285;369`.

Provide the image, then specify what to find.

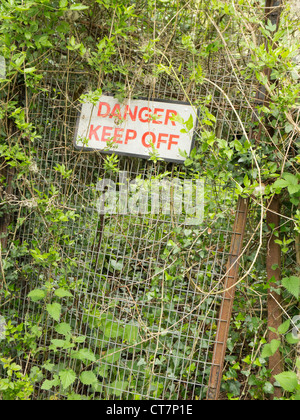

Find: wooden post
266;196;283;398
207;197;248;400
263;0;284;399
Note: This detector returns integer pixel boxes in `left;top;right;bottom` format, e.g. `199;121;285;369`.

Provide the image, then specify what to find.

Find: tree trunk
266;196;283;398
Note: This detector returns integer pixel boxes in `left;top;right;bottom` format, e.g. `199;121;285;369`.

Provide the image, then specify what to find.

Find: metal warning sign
74;95;198;163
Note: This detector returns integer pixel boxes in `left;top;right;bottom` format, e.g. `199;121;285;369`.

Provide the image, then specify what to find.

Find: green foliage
0;358;34;400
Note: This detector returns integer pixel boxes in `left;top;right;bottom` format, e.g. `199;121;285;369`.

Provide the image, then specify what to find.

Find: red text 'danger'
97;102;178;126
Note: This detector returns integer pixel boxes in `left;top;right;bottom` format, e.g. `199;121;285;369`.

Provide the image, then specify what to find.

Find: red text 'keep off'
75;95;197;163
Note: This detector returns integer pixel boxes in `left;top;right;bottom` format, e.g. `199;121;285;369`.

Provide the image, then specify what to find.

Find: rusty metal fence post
207;197;249;400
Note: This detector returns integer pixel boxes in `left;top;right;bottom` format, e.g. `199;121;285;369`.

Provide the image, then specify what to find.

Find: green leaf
263;381;274;394
41;376;60;390
277;320;290;335
233;139;243;151
270;339;280;354
59;0;68;7
54;288;73;298
46;302;61;322
70;3;89;10
185;114;194;131
261;339;280;359
104;321;123;338
287;184;300;195
286;333;299;344
59;369;76;390
272;178;288;191
274;371;298;392
24;67;36;74
50;339;66;348
67;392;83;400
73;335;86;343
282;276;300;299
109;260;124;272
261;343;272;359
103;349;121;363
55;322;71;336
28;289;46;302
42;362;55;372
80;371;98;386
124;323;139;344
282;173;300;195
243;174;250;187
71;348;96;363
107;380;129;397
57;21;70;33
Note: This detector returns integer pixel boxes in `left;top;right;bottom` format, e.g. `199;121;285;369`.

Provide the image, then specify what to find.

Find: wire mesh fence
1;1;258;400
1;0;298;401
2;68;250;400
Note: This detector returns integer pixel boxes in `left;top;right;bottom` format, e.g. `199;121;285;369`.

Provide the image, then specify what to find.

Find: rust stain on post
207;196;249;400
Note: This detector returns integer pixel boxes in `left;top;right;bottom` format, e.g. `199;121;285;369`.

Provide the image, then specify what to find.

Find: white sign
74;95;198;163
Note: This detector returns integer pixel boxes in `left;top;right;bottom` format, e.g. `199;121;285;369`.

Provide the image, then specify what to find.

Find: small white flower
0;316;6;341
29;161;39;174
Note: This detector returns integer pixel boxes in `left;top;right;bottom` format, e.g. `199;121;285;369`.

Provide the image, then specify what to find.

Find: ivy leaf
59;369;76;390
46;302;61;322
274;371;298;392
80;371;98;386
109;259;124;272
282;276;300;299
263;381;274;394
273;174;300;195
